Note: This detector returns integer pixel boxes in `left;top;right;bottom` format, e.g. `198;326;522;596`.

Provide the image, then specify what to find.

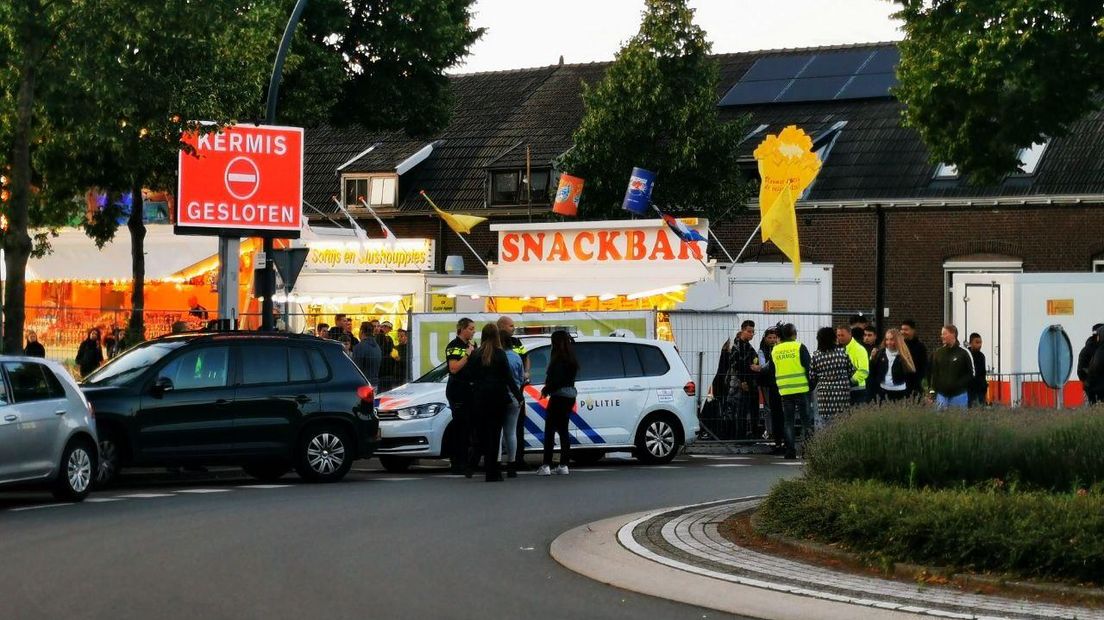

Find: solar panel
859;48;900;75
800;51;872;78
719;46;900;106
740;55;814;82
837;73;897;99
719;79;792;106
777;76;852;103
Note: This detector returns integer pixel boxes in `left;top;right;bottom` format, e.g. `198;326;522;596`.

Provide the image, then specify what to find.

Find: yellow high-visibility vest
771;340;810;396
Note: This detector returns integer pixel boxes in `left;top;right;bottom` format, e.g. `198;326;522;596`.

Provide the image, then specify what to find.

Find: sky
453;0;903;74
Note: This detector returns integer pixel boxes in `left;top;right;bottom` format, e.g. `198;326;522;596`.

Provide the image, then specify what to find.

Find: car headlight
395;403;446;420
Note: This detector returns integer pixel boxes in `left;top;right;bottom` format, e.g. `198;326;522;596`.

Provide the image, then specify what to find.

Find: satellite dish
1037;325;1073;390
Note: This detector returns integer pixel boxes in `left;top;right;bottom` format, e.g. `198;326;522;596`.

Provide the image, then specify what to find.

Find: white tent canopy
2;225;217;282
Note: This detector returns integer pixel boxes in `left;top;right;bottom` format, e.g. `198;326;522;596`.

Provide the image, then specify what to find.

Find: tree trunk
3;37;37;355
127;183;146;343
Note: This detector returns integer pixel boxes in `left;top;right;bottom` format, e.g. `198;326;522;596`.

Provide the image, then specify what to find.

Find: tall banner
753;125;822;279
411;311;655;376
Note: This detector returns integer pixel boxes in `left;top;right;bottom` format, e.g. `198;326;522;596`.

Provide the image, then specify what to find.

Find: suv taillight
683;381;696;397
357;385;375;402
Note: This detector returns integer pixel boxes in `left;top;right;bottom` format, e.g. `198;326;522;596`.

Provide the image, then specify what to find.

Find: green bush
806;405;1104;491
756;477;1104;582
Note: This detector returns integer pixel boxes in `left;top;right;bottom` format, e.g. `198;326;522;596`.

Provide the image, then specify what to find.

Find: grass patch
756;477;1104;583
806;405;1104;491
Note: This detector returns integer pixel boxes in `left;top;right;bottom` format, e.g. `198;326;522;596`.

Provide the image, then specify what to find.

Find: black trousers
766;387;784;446
479;400;507;480
447;397;477;471
543;395;573;466
878;389;910;403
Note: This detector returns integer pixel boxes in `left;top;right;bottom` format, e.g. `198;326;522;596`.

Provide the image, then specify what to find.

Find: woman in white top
868;328;917;402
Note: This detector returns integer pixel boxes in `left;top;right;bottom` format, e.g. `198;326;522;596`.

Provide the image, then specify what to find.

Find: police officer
497;316;530;467
446;318;478;475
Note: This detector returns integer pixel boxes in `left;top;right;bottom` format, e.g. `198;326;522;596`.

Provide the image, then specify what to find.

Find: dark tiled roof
303;41;1104;217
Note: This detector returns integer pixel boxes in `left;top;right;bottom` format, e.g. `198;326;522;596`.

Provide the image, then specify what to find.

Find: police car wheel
635;413;681;464
295;424;353;482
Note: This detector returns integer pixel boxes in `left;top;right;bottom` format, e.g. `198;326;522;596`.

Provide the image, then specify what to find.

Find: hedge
756;477;1104;583
806;405;1104;491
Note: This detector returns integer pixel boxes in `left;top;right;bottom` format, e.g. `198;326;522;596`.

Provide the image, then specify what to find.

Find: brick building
303;42;1104;351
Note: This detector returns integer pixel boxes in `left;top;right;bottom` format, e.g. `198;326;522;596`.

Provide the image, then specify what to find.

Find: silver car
0;356;98;501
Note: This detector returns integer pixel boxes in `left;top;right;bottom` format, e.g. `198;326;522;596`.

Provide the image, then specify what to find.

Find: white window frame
341;174;397;209
1093;259;1104;273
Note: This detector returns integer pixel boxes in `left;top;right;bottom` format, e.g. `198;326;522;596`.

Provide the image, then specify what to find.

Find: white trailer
951;272;1104;405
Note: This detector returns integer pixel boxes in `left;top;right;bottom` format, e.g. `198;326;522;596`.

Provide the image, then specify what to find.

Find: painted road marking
85;497;125;503
116;493;175;499
10;503;74;512
775;462;805;466
650;466;683;470
176;489;232;494
239;484;293;489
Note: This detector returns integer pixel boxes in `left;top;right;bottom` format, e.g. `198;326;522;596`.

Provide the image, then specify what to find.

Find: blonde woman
869;328;917;402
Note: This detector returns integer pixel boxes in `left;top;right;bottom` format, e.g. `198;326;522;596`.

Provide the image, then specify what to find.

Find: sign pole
217;238;240;328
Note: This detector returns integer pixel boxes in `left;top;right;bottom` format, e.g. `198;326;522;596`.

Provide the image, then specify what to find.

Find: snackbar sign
498;221;707;264
177;124;303;235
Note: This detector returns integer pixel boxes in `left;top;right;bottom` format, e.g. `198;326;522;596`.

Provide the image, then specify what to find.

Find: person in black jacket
539;330;578;476
468;323;524;482
1078;324;1102;405
900;319;928;396
75;328;104;377
23;330;45;358
966;333;988;407
445;318;477;475
758;326;784;453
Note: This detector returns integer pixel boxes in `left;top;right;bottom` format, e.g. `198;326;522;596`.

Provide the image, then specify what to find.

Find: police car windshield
83;340;189;387
415;362;450;384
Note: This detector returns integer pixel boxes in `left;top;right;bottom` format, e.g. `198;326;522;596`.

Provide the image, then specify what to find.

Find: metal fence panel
668;309;871;442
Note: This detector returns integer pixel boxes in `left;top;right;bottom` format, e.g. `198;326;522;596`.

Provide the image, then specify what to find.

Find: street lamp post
259;0;308;331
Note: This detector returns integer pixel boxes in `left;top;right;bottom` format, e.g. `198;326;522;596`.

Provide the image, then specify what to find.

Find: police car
373;336;699;472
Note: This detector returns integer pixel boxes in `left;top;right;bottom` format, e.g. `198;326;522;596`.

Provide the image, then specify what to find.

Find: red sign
177;124;303;234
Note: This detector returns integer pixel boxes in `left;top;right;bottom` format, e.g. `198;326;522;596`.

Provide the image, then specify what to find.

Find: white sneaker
536;465;552;476
555;465;569;475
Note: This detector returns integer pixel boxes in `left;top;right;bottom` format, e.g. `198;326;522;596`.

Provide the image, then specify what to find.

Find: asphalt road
0;453;799;620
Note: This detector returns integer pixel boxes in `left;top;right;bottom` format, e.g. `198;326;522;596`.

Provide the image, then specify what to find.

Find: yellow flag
420;190;487;235
761;184;801;280
753;125;821;241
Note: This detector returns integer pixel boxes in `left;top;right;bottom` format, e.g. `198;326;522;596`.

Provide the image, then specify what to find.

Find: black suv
81;332;378;485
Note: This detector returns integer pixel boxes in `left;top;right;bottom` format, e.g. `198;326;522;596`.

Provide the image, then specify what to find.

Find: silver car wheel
97;439;117;484
68;447;92;493
307;433;346;475
645;420;675;458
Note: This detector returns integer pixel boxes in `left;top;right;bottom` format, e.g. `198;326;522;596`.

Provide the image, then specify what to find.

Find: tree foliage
560;0;748;221
281;0;484;135
893;0;1104;184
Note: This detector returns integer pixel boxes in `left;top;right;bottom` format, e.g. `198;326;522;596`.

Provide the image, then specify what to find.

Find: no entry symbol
225;156;260;200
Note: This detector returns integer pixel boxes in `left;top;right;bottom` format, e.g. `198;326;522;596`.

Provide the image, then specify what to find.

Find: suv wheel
243;461;291;482
53;438;97;501
379;456;413;473
96;432;122;487
635;413;681;464
295;424;353;482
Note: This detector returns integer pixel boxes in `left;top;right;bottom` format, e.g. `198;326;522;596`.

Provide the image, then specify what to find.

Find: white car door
570;342;642;447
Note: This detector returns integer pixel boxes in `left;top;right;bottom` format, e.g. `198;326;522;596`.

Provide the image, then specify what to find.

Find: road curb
549;500;913;620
